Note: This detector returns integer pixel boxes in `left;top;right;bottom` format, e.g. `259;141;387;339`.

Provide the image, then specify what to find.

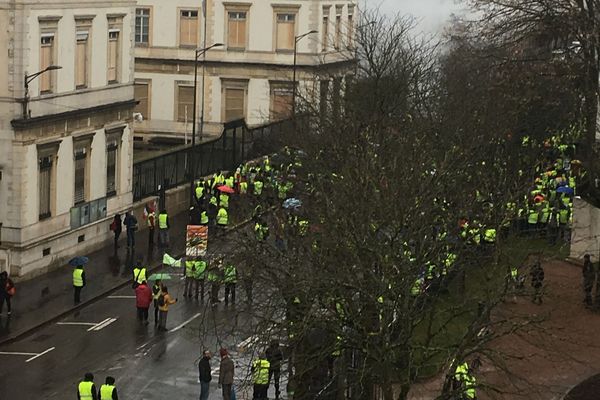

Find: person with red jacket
135;280;152;324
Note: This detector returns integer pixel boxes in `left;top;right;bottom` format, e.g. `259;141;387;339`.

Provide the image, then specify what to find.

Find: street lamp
292;30;317;117
189;42;223;206
23;65;62;119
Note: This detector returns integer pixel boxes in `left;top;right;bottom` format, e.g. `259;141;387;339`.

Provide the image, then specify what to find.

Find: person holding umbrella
70;256;88;304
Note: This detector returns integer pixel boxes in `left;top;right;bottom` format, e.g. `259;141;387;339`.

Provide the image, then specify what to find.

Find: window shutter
178;86;194;122
76;39;87;87
40;39;53;92
134;83;149;118
108;37;118;82
225;88;245;121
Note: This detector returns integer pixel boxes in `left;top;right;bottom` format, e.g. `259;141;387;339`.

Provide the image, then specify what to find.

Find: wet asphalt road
0;276;286;399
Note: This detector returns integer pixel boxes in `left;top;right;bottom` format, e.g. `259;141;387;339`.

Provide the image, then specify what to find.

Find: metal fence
132;118;293;201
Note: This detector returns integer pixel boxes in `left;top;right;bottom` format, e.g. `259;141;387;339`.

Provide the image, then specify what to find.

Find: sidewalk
0;212;193;344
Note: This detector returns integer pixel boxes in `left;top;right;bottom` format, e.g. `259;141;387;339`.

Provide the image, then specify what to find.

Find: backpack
158;293;165;307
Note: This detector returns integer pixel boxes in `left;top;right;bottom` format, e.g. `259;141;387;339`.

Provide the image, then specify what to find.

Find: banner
186;225;208;257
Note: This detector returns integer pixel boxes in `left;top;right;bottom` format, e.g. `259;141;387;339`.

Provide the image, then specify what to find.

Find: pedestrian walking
252;353;271;400
266;340;283;399
77;372;98;400
530;258;545;305
158;209;170;248
218;348;235;400
123;211;138;249
152;279;162;325
157;285;177;331
224;262;237;305
135;281;152;324
73;265;86;304
198;350;212;400
146;206;156;248
194;259;207;300
583;254;595;307
132;259;147;288
99;376;118;400
184;258;197;298
208;259;223;306
0;271;14;315
110;214;122;249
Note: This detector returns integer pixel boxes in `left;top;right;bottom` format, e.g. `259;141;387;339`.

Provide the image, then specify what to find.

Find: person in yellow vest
132;260;147;287
73;265;86;305
239;180;248;195
252;353;271;400
184;258;197;298
220;193;229;209
77;372;97;400
195;182;205;203
146;207;156;248
158;209;169;248
223;262;237;305
99;376;118;400
194;259;207;300
254;179;264;196
200;209;209;225
216;207;229;233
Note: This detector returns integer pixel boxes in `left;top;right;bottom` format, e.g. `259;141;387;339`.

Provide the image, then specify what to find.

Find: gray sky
378;0;467;35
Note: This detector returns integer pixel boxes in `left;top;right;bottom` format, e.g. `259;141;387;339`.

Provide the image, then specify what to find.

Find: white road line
25;347;55;363
237;335;258;350
90;318;117;331
56;322;98;326
85;317;111;331
169;313;202;332
108;295;136;299
0;351;37;356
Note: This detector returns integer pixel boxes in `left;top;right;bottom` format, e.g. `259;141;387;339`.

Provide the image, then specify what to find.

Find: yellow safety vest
185;261;195;278
194;261;207;279
158;213;168;229
254;181;263;195
195;186;204;199
200;211;209;224
220;195;229;209
78;381;94;399
73;269;84;287
217;208;228;225
239;182;248;194
133;267;147;284
253;358;270;384
100;384;115;400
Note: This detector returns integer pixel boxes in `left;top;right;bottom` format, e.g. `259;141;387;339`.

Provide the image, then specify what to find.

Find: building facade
133;0;356;142
0;0;136;277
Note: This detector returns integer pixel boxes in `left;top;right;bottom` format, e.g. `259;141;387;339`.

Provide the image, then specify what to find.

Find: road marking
237;335;258;351
0;347;55;363
88;318;117;331
56;322;98;326
170;313;202;332
26;347;55;363
108;295;136;299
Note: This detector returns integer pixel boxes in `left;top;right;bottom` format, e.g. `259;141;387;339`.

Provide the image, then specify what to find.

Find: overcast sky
377;0;467;35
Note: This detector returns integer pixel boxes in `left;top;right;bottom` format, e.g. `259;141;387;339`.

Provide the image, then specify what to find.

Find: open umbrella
556;186;574;195
69;256;89;266
163;253;182;267
283;198;302;210
217;185;235;194
148;273;172;281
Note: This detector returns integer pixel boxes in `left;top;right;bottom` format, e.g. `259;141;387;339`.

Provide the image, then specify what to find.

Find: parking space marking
108;295;136;299
56;317;118;332
0;347;55;363
170;313;202;332
56;322;97;326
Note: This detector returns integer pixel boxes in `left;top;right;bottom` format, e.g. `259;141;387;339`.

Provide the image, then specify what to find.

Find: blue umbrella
283;198;302;210
556;186;574;195
69;256;89;266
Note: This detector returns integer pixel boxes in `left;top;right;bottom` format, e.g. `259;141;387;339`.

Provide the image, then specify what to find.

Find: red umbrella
217;185;235;194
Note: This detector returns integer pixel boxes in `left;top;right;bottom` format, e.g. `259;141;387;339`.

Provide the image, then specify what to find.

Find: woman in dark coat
112;213;122;249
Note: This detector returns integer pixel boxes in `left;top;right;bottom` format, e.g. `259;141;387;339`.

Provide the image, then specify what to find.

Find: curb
0;217;254;346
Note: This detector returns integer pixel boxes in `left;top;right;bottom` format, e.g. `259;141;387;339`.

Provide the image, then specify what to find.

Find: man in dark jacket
583;254;595;307
266;340;284;399
218;348;234;400
123;211;137;249
530;258;545;304
198;350;212;400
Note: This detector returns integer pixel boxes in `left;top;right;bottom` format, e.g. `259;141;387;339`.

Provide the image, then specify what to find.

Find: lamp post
292;30;317;117
23;65;62;119
190;43;223;206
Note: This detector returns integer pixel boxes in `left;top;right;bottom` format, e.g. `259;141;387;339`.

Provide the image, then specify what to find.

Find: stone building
133;0;356;142
0;0;136;277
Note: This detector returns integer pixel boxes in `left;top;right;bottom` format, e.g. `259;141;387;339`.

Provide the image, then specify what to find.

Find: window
74;146;87;205
106;134;119;197
348;5;354;46
227;11;247;49
180;10;199;47
40;34;54;93
135;8;151;46
270;84;293;120
322;12;329;51
335;6;343;49
177;85;194;122
39;155;52;219
276;13;296;51
224;87;245;122
75;31;89;88
107;30;120;83
134;81;150;119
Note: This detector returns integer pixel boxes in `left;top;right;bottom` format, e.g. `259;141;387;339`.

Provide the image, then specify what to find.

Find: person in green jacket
223;262;237;305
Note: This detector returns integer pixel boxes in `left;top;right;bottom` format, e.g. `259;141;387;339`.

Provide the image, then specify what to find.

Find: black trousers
268;368;281;396
253;384;268;399
137;307;149;321
0;295;11;313
74;286;82;304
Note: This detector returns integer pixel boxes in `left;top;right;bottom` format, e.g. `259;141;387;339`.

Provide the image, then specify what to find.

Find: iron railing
132;118;293;201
